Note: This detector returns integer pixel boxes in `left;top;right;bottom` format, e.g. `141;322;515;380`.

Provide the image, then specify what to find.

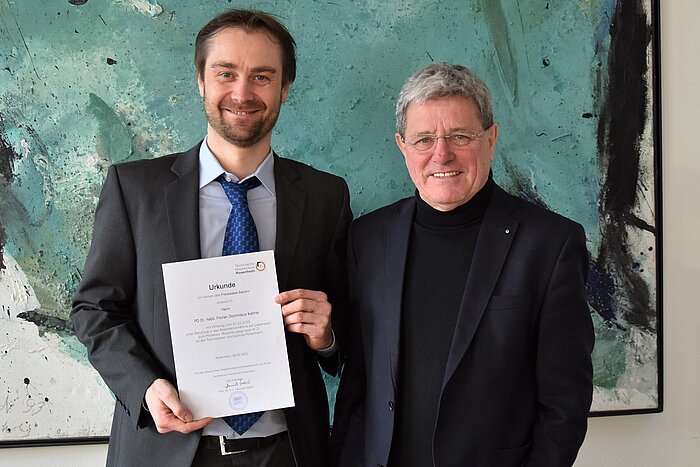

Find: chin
431;189;467;203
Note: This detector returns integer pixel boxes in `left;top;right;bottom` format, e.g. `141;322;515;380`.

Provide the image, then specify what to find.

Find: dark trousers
192;433;296;467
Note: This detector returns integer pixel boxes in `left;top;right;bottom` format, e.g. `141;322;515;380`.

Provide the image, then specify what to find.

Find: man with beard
72;9;351;467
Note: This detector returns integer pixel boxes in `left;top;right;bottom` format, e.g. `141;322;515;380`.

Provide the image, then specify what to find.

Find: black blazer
332;184;594;467
72;143;351;467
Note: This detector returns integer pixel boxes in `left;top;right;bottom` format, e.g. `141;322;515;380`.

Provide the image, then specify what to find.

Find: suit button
388;401;394;411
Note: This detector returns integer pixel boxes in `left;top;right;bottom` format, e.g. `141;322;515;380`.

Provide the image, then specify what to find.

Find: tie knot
217;175;262;205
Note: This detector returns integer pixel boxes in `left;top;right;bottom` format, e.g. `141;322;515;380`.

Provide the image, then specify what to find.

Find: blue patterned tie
217;174;265;434
219;174;262;256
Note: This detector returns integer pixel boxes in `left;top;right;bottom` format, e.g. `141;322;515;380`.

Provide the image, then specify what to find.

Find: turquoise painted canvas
0;0;660;443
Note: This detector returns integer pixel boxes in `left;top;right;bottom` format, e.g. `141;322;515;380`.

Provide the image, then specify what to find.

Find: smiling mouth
432;171;461;178
226;109;259;115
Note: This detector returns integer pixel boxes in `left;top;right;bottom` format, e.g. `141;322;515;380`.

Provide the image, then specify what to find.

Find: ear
395;133;408;160
197;74;205;97
281;83;290;104
486;123;499;160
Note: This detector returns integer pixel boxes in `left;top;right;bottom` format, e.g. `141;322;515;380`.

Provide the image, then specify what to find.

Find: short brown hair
195;9;296;86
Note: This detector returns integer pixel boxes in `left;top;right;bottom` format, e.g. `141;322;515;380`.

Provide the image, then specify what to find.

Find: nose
431;136;454;163
229;79;255;103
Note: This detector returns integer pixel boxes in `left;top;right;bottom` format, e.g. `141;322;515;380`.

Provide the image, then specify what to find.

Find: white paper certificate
162;250;294;419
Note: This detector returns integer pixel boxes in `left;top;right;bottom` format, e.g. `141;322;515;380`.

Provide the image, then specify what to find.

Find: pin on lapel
505;229;510;234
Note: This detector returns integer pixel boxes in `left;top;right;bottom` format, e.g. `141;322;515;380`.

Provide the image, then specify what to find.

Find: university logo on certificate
162;250;295;419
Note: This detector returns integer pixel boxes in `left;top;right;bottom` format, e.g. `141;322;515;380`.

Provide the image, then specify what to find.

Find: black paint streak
99;14;107;26
106;57;117;65
16;310;72;333
0;116;18;271
594;1;654;330
426;51;434;62
542;57;550;67
501;161;547;209
68;0;88;5
582;112;594;119
586;261;619;324
0;127;15;185
23;377;30;385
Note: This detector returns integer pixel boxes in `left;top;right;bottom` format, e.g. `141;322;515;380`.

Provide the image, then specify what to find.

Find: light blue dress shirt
198;138;287;439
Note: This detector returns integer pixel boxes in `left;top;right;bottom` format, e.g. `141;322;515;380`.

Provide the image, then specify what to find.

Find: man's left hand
276;289;332;350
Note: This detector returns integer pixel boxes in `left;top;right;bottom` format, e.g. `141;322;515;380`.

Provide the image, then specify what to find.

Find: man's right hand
144;378;212;434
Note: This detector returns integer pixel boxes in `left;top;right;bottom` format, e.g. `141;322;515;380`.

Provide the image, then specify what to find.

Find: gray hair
395;63;494;137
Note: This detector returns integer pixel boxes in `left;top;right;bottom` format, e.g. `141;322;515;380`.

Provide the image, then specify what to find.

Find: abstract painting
0;0;660;445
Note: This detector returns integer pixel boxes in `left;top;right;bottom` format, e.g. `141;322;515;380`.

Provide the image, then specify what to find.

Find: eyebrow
209;62;279;74
410;128;475;136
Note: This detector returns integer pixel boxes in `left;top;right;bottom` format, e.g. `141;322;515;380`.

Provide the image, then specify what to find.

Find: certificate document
162;250;294;419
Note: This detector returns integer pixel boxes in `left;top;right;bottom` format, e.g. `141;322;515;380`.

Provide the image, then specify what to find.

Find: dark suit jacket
332;184;594;467
71;143;351;467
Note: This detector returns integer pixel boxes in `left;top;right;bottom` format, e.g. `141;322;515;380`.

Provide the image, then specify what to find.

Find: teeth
432;171;460;178
226;109;256;115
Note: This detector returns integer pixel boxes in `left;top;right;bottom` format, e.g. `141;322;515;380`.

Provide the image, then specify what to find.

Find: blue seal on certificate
229;391;248;410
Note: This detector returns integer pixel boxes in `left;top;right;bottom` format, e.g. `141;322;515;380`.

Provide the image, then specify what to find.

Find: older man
331;63;594;467
72;9;350;467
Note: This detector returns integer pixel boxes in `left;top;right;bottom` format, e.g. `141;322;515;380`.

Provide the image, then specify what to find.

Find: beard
203;96;281;148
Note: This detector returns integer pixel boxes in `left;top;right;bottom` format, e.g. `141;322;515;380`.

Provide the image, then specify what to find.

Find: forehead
204;27;284;68
405;96;481;131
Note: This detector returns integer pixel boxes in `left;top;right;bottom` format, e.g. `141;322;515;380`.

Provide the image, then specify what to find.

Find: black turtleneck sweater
388;177;494;467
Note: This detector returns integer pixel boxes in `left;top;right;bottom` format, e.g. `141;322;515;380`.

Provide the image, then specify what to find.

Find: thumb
162;391;193;422
150;379;194;422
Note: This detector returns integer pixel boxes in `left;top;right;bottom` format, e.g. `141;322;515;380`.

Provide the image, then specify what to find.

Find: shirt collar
198;137;276;195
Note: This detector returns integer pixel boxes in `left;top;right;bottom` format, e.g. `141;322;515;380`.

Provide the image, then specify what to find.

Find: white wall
1;1;699;466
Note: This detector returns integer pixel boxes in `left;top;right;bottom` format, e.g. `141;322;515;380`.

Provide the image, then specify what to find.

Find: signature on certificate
226;378;252;389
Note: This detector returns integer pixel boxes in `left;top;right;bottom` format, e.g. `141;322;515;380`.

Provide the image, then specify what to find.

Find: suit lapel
383;198;415;390
273;155;306;290
442;186;520;387
164;145;201;262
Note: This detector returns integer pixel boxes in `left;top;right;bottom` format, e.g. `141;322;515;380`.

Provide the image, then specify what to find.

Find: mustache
220;98;266;111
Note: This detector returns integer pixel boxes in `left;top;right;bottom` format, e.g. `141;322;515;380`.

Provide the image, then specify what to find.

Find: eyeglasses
402;130;486;151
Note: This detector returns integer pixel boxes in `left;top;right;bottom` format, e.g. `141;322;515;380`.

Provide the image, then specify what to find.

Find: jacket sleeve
527;223;594;466
71;165;165;429
329;221;367;466
317;178;353;375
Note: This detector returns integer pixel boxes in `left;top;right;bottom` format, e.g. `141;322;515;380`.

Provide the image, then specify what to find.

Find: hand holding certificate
162;250;294;420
